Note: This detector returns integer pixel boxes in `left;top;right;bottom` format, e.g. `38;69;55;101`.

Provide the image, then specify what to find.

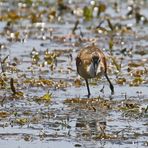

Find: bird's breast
87;63;103;78
77;63;103;79
87;63;96;77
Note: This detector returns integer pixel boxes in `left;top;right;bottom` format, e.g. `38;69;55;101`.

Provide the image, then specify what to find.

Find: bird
76;45;114;97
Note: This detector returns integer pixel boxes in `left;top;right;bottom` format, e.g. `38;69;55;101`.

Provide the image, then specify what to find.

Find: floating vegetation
35;92;52;103
24;78;54;87
64;97;113;111
15;118;29;126
74;78;82;87
0;0;148;147
0;111;9;119
116;77;126;85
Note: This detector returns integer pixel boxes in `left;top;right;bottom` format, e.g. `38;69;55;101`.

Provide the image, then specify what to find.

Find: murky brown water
0;0;148;148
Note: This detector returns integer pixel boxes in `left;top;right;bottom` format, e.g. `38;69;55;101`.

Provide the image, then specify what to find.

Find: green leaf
41;92;52;102
83;6;93;21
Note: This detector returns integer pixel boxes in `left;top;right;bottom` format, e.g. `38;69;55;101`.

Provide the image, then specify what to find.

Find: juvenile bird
76;45;114;97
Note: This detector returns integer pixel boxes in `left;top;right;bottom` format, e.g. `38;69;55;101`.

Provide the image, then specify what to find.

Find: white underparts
87;63;102;78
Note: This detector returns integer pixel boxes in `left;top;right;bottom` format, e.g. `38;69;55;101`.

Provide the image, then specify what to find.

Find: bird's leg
85;79;91;98
105;74;114;95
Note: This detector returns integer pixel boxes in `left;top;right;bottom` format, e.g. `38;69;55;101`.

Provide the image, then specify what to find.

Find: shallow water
0;0;148;148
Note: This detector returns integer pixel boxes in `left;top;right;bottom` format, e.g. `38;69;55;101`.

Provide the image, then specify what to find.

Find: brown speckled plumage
76;45;114;97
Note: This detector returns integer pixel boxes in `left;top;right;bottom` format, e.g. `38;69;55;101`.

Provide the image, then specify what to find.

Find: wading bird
76;45;114;97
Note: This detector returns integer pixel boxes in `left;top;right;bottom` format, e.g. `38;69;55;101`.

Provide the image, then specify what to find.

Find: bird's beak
93;61;99;75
